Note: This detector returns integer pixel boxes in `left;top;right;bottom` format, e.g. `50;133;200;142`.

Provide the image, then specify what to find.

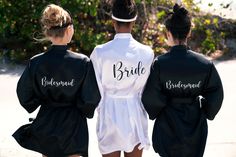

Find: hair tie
49;22;73;30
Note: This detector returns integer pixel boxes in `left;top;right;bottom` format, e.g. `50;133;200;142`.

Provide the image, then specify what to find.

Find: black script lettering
113;61;146;81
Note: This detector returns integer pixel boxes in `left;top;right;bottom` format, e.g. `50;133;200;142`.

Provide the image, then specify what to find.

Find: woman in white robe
90;0;154;157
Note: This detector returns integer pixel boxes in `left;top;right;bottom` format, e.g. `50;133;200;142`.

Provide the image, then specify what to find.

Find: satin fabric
13;45;101;157
90;33;154;154
142;45;224;157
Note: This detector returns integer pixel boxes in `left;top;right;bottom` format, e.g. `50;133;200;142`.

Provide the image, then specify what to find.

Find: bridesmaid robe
13;45;101;157
142;45;224;157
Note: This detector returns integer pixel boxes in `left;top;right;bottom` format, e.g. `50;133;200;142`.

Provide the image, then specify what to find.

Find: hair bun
173;3;181;13
173;3;189;18
41;4;66;29
113;0;134;6
164;4;191;40
112;0;137;21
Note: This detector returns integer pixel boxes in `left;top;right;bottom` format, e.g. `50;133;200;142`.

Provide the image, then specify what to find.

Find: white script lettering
166;80;202;90
41;77;75;87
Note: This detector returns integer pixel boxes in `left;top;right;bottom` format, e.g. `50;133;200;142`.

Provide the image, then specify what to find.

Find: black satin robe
142;45;224;157
12;45;101;157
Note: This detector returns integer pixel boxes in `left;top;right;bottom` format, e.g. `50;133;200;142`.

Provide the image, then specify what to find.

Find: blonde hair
41;4;72;38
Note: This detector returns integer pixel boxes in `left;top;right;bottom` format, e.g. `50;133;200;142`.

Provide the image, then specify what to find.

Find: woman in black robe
12;4;100;157
142;4;224;157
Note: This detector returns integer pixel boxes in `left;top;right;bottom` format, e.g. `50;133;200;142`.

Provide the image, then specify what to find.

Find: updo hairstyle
112;0;138;26
41;4;73;38
165;4;192;40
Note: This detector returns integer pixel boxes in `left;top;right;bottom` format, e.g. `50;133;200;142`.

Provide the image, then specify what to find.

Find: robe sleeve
90;48;104;111
90;48;102;90
77;59;101;118
201;63;224;120
16;62;40;113
141;59;167;120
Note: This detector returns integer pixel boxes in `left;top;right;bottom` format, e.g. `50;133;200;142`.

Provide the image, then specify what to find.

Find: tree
0;0;234;62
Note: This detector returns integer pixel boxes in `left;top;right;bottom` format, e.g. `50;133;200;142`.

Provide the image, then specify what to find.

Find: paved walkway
0;60;235;157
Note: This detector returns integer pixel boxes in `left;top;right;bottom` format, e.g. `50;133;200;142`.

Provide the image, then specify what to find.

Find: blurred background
0;0;236;64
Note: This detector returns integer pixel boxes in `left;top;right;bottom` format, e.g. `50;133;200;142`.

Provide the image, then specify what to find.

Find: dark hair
112;0;137;27
165;4;191;40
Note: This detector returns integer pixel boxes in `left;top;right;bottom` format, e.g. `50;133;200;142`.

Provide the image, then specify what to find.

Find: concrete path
0;59;235;157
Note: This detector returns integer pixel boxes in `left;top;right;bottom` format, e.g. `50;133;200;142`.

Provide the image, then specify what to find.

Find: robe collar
47;45;68;54
169;45;189;54
51;45;68;51
114;33;133;39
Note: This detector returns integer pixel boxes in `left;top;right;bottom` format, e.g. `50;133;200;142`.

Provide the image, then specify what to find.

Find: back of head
112;0;138;26
41;4;72;38
165;4;191;41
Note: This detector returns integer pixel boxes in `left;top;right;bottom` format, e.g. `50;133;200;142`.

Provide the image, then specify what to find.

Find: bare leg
43;154;81;157
68;155;81;157
124;144;143;157
102;151;121;157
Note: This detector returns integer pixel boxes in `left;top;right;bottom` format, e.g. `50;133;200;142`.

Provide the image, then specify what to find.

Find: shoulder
90;41;113;60
133;40;154;58
134;40;153;52
30;52;45;61
67;50;89;61
155;51;170;62
28;52;46;67
22;52;45;71
94;41;113;52
188;50;212;65
66;51;90;70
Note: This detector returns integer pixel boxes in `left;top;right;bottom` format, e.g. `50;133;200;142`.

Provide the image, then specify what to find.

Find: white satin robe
90;33;154;154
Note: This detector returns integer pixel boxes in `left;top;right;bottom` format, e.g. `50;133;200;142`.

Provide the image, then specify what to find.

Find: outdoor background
0;0;236;157
0;0;236;61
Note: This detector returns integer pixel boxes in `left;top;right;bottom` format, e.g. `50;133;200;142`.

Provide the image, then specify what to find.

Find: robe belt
41;100;75;107
105;93;136;99
169;97;197;104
